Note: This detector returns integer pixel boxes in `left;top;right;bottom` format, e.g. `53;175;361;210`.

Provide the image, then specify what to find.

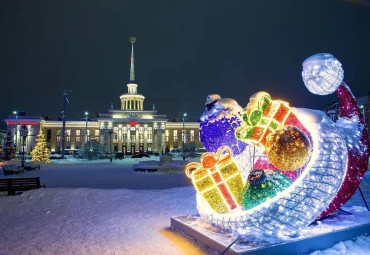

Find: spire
129;37;136;82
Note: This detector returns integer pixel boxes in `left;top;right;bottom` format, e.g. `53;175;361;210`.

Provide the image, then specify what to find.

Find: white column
118;126;122;152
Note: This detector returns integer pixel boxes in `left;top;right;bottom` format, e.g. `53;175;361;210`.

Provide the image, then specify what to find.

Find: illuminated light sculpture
197;107;347;236
302;53;370;219
200;94;247;156
265;125;311;171
242;169;292;210
236;91;311;148
189;53;368;237
185;146;244;213
301;53;343;95
200;94;254;179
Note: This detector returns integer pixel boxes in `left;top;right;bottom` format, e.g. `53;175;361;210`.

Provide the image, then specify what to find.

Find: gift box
236;92;307;147
185;146;244;213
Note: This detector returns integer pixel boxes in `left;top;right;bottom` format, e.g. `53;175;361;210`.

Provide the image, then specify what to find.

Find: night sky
1;0;370;128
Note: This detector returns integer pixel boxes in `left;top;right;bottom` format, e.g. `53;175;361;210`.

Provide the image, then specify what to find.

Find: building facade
5;38;202;155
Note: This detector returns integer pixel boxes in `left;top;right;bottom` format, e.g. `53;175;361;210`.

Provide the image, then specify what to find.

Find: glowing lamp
302;53;343;95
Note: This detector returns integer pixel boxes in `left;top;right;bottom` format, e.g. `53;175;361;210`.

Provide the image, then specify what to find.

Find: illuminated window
173;130;178;142
76;130;81;136
147;127;153;143
76;137;80;142
130;126;136;132
95;130;99;136
138;127;144;143
57;130;61;136
57;136;61;142
131;134;136;143
87;130;90;136
95;136;99;142
165;130;169;142
190;130;195;142
66;129;71;142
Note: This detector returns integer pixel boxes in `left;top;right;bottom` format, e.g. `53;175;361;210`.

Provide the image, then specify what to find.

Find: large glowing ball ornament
200;94;247;156
302;53;343;95
265;126;311;171
185;146;244;213
242;169;292;210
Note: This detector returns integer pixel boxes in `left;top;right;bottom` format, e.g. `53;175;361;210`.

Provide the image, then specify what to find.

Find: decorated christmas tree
30;131;51;163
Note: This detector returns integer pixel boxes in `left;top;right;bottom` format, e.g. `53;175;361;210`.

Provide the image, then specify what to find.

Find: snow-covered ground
16;157;193;190
0;158;369;255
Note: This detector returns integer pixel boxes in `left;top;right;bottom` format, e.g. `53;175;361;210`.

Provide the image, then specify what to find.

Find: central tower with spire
120;37;145;110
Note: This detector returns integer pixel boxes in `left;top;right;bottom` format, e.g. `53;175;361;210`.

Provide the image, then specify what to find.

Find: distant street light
182;112;187;161
85;111;89;145
360;105;365;118
19;124;28;167
13;111;18;156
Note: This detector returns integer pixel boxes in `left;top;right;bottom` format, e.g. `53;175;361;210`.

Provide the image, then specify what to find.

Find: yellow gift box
185;146;244;213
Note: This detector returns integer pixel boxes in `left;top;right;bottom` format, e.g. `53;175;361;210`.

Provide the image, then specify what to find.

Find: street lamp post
182;112;187;161
13;111;18;157
19;125;28;167
85;111;89;145
360;105;365;120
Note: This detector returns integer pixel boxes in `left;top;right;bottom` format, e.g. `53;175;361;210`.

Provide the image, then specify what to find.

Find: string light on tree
30;131;51;163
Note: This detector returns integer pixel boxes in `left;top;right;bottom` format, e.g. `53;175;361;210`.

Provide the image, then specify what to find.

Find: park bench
23;162;41;170
0;177;45;195
2;164;24;175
